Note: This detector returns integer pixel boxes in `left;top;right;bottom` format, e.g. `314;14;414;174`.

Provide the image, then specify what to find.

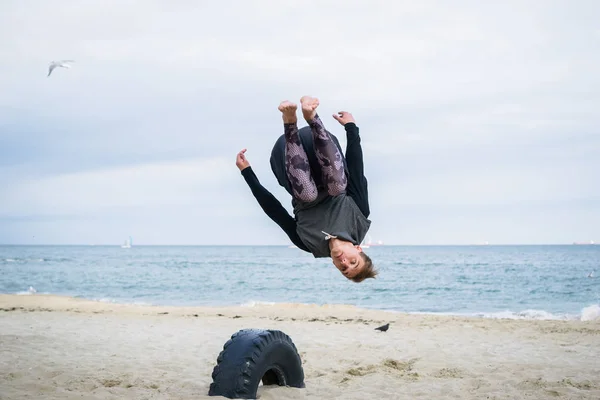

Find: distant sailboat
121;236;132;248
361;235;373;248
360;235;386;248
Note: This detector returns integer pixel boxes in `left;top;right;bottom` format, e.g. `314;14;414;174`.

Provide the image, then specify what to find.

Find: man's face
330;243;364;279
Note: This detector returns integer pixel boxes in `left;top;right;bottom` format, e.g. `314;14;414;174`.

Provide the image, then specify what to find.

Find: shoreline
1;294;599;327
4;293;599;322
2;294;600;399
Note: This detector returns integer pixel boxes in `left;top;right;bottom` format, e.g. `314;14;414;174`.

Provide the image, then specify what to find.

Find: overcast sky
1;0;599;245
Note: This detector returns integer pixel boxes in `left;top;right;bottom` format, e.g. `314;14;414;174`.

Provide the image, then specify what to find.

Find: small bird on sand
374;323;390;332
47;60;75;77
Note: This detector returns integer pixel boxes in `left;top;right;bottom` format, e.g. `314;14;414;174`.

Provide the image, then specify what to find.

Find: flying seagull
47;60;75;77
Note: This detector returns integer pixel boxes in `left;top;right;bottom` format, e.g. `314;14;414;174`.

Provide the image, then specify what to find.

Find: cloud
1;0;599;244
0;155;296;245
2;157;237;215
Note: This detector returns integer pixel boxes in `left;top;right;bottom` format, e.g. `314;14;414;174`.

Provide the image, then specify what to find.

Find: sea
1;245;599;322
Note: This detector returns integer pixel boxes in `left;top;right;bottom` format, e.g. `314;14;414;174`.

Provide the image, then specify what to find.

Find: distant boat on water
121;236;133;248
361;235;385;248
573;240;595;245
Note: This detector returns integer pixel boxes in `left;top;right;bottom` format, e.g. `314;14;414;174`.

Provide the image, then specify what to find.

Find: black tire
208;329;305;399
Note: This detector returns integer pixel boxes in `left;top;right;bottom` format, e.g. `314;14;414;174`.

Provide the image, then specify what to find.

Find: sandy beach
1;295;599;399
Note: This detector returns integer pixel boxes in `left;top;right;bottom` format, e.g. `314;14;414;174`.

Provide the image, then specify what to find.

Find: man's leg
301;96;347;196
279;101;318;203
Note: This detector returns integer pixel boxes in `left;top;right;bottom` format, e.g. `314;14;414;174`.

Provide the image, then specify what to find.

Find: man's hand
332;111;356;126
236;148;250;171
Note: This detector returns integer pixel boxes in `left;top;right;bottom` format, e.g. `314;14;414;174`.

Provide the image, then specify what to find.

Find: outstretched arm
332;113;370;218
236;149;310;251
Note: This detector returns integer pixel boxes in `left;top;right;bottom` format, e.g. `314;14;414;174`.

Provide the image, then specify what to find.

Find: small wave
480;289;501;293
14;286;38;295
581;304;600;321
90;297;154;306
469;305;600;321
474;309;574;321
238;301;361;310
416;286;455;292
388;308;593;321
240;300;277;307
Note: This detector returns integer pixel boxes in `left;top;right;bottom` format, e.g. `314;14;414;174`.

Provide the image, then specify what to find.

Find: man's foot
300;96;319;122
278;101;297;124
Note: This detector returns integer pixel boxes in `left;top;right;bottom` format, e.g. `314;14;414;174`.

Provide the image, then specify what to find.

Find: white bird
47;60;75;77
588;271;595;278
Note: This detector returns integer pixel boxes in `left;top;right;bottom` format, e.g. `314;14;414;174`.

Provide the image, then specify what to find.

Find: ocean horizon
2;243;596;246
2;244;599;322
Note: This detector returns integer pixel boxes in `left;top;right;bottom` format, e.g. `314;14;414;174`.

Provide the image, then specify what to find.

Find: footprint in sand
342;358;421;382
432;367;464;379
100;379;122;388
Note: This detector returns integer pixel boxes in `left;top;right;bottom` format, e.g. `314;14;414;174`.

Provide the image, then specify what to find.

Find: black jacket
241;122;370;252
